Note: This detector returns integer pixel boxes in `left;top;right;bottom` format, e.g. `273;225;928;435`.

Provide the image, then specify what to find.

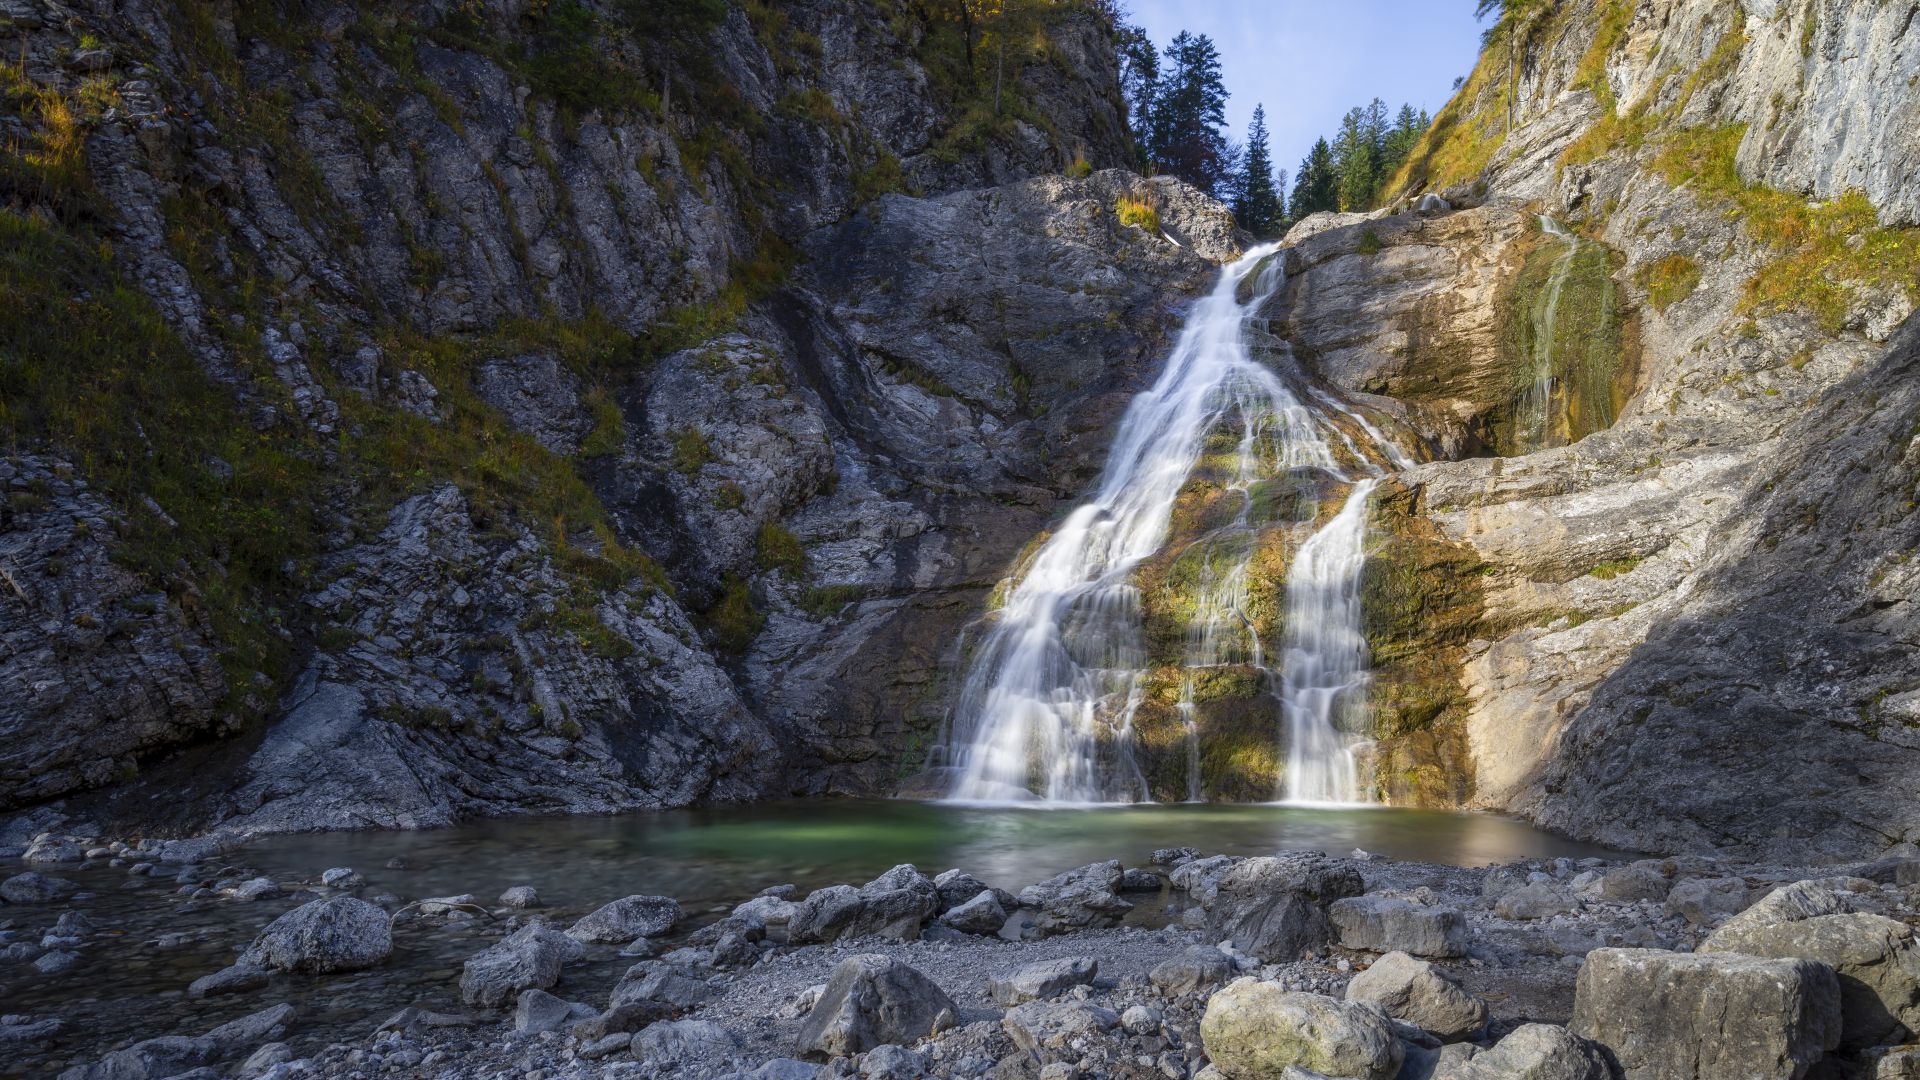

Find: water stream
943;245;1408;805
1510;216;1582;453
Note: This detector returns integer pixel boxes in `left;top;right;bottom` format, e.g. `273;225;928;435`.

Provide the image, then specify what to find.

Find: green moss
705;574;764;652
800;583;867;618
1492;229;1631;455
755;520;806;576
1356;228;1383;256
1637;253;1702;312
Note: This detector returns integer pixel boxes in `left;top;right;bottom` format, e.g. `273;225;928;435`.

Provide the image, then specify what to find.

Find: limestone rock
1597;863;1673;903
498;886;541;909
460;920;582;1008
1204;854;1364;961
632;1019;739;1067
938;891;1007;935
1328;896;1467;958
1149;945;1235;996
567;895;683;943
1199;979;1402;1080
1016;860;1133;936
1001;1000;1120;1053
1496;882;1580;921
1570;948;1841;1079
795;954;955;1058
788;866;939;943
989;956;1097;1005
1344;951;1487;1041
1430;1023;1610;1080
240;897;391;974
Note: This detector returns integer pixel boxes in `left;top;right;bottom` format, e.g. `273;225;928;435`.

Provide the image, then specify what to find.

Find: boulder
1016;860;1133;936
933;869;994;912
57;1004;296;1080
1204;854;1364;961
989;956;1097;1004
1199;979;1402;1080
1328;896;1467;958
1430;1024;1611;1080
609;961;713;1013
1170;854;1241;905
795;954;956;1058
188;961;272;999
1001;1000;1120;1052
1596;862;1672;903
568;895;682;943
0;872;78;904
240;897;391;974
733;894;799;927
1344;951;1487;1041
1150;945;1235;995
788;867;939;943
1700;879;1920;1050
859;1044;927;1080
1495;882;1580;920
498;886;542;909
632;1019;739;1066
460;920;582;1008
1570;948;1841;1079
1665;876;1749;926
1119;868;1164;892
938;890;1007;935
514;988;583;1035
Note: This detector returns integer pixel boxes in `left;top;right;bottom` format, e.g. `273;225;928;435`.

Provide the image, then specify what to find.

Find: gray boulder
1700;878;1920;1050
1495;881;1580;920
1017;860;1133;936
989;956;1097;1004
568;895;682;943
1570;948;1841;1079
0;872;78;903
1430;1024;1611;1080
789;867;939;943
938;890;1007;935
1150;944;1235;995
514;988;588;1035
57;1004;296;1080
609;961;714;1013
632;1019;739;1066
1204;854;1364;961
1344;951;1487;1041
795;954;956;1058
932;869;994;912
240;897;391;974
1169;854;1241;905
460;920;582;1008
1328;896;1467;958
1665;876;1750;926
1001;1000;1120;1052
1199;979;1402;1080
498;886;541;909
1596;862;1673;903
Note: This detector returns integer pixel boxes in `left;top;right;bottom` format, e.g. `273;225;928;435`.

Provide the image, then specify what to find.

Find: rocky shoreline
5;831;1919;1079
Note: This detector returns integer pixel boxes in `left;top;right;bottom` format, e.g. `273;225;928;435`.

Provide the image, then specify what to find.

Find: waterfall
942;244;1405;805
1511;217;1580;452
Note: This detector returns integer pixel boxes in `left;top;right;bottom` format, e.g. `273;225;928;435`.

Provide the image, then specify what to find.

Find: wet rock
32;949;77;974
1149;944;1235;996
0;872;78;903
989;956;1097;1005
1205;854;1364;961
0;1015;64;1046
230;877;279;901
939;890;1008;935
567;895;682;943
237;1042;293;1078
498;885;541;909
319;867;362;889
1119;868;1164;892
633;1019;740;1066
1596;862;1672;903
1018;860;1132;936
1429;1024;1610;1080
1152;847;1201;865
459;920;581;1008
58;1004;296;1080
240;896;391;974
1344;951;1487;1041
188;961;272;999
1328;896;1467;958
1002;1000;1119;1052
513;988;586;1035
1664;875;1749;926
1570;948;1841;1079
1700;879;1920;1050
1199;978;1402;1080
795;954;956;1058
1495;882;1580;921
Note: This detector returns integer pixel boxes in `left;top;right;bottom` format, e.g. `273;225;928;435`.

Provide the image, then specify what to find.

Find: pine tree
1331;106;1376;211
1231;104;1283;237
1114;19;1159;155
1145;31;1233;196
1379;103;1427;184
1290;138;1339;218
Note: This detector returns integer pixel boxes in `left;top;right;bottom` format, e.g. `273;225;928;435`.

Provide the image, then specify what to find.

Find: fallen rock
633;1019;739;1066
1495;881;1580;921
1344;951;1487;1041
1149;945;1235;995
1665;876;1750;926
240;897;391;974
859;1044;927;1080
795;954;956;1058
1570;948;1841;1079
568;895;682;943
938;890;1007;935
0;872;78;904
789;867;941;943
1119;868;1164;892
609;960;713;1013
1328;896;1467;958
1017;860;1133;936
1121;1005;1161;1036
989;956;1097;1004
1002;1000;1120;1052
1430;1023;1611;1080
1700;878;1920;1050
1199;979;1402;1080
459;920;582;1008
932;869;995;912
1205;854;1364;961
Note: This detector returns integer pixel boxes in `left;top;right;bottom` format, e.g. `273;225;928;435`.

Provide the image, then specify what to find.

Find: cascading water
1511;217;1581;452
941;244;1409;805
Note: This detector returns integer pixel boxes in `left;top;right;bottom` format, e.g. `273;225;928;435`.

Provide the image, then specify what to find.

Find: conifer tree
1145;31;1233;196
1290;138;1339;218
1231;104;1283;237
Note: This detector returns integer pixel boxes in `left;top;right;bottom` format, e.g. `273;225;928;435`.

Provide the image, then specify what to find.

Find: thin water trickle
943;244;1409;806
1513;216;1581;452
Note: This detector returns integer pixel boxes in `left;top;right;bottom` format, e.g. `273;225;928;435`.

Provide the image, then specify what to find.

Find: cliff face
0;0;1232;837
1269;0;1919;859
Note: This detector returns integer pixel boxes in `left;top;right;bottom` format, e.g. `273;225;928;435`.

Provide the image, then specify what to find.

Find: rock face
1569;948;1842;1079
1204;854;1365;962
1199;979;1403;1080
793;954;956;1058
240;897;392;974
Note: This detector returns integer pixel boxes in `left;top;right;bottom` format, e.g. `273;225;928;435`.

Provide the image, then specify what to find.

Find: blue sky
1124;1;1489;181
